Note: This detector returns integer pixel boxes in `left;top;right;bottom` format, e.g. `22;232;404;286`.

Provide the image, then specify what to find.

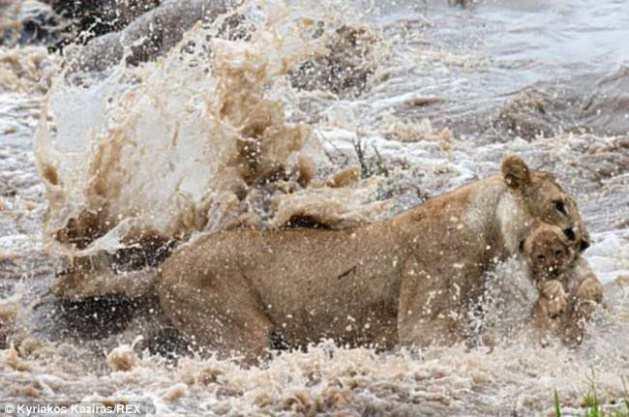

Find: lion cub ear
501;155;531;190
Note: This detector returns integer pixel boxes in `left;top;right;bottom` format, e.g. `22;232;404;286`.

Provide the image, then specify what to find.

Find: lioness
158;155;592;360
521;222;603;344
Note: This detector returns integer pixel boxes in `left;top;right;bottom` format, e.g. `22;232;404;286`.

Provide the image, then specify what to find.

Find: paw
575;277;603;303
547;297;568;318
541;280;568;318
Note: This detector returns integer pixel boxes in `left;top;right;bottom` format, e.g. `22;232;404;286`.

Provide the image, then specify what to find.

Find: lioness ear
501;155;531;190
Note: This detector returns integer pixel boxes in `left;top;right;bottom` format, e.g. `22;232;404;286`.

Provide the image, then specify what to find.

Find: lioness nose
563;228;576;241
579;239;590;252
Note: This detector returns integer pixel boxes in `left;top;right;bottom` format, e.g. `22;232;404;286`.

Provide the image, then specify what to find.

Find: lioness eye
554;200;567;215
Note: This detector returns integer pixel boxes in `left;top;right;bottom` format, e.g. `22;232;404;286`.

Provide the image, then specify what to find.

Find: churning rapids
1;0;628;416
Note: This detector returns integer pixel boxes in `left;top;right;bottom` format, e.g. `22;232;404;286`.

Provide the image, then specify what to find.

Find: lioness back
159;226;404;348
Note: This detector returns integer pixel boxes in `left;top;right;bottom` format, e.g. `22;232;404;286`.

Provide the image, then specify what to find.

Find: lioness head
501;155;591;255
521;222;576;282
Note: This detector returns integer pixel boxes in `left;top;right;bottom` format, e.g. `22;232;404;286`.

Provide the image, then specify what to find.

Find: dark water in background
363;0;629;133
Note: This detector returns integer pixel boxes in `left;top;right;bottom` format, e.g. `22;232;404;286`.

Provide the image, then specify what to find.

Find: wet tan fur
158;156;592;360
521;223;603;344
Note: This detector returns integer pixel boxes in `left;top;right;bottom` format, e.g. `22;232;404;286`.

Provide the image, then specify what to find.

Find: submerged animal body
157;156;592;360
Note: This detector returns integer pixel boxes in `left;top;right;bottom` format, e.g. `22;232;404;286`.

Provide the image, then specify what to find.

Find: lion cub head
519;221;604;345
501;156;591;256
520;222;577;283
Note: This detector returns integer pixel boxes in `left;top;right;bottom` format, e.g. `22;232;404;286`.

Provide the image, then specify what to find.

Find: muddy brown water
1;1;628;416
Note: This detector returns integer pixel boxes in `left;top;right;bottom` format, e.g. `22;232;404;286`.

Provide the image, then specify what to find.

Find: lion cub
522;223;603;344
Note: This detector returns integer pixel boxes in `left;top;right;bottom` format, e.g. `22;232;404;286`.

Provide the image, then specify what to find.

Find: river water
1;0;628;416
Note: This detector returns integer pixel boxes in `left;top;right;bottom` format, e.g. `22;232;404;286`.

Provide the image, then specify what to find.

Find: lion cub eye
553;200;567;215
